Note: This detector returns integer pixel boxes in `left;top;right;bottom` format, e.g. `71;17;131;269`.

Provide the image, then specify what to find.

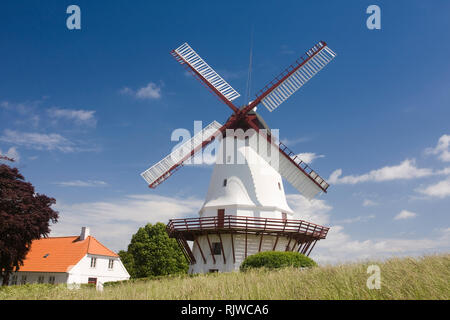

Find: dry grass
1;254;448;300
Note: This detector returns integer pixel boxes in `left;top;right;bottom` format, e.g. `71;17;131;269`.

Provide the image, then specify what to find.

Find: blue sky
1;0;449;263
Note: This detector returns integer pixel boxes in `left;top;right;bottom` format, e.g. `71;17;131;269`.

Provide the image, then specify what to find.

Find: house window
38;275;44;284
209;269;219;273
10;275;17;285
223;179;227;187
21;275;27;285
212;242;221;255
108;259;114;270
48;276;56;284
88;277;97;285
90;257;97;268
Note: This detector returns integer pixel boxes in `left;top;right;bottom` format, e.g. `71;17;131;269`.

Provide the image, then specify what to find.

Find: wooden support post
302;241;312;255
272;234;280;251
291;240;297;252
245;232;248;258
231;233;236;264
258;233;264;252
285;237;292;251
176;238;191;264
205;233;216;264
306;240;318;257
194;238;206;264
217;232;226;264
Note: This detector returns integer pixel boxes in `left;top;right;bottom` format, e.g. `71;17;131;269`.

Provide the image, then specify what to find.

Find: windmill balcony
166;215;329;241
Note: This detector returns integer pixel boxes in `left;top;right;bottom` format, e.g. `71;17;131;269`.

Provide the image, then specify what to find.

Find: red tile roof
19;236;118;273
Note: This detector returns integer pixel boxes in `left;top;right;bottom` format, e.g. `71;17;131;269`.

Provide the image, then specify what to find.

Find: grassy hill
1;254;448;300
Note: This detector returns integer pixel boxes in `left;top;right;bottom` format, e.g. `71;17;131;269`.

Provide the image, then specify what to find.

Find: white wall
5;272;68;285
67;254;130;284
2;255;130;286
189;233;293;274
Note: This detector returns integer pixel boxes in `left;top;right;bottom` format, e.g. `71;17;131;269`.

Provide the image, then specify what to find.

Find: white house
4;227;130;286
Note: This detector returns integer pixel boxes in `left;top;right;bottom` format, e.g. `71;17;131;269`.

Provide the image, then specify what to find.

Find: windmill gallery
141;41;337;273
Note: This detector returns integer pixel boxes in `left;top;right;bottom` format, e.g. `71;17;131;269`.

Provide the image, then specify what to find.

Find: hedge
240;251;317;271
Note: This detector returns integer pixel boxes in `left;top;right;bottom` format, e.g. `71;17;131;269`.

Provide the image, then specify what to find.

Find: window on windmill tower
245;136;249;146
223;179;227;187
212;242;222;255
278;182;281;190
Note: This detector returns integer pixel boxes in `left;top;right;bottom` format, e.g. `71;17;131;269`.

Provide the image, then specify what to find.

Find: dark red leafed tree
0;159;59;286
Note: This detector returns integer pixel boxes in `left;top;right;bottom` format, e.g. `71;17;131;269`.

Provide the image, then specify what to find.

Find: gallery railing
167;215;329;239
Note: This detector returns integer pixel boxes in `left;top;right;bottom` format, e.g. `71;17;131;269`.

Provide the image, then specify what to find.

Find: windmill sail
255;41;336;113
276;142;329;199
141;120;223;188
251;129;329;200
171;43;241;103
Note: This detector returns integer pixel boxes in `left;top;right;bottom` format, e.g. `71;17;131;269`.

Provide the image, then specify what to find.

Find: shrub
240;251;317;271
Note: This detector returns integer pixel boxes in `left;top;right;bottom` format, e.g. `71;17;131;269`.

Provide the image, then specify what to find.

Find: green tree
118;250;135;278
122;222;188;278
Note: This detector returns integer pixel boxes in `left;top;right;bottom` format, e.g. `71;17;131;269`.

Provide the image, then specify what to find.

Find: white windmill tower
141;41;336;273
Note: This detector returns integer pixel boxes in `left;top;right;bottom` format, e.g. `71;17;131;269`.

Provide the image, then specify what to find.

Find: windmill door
217;209;225;228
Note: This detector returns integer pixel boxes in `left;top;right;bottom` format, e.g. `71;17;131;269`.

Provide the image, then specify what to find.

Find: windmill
141;41;336;273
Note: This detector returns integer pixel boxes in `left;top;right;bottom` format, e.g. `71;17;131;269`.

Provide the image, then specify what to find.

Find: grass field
1;254;448;300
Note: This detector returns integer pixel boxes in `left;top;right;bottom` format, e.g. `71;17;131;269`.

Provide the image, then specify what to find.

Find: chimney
80;227;90;241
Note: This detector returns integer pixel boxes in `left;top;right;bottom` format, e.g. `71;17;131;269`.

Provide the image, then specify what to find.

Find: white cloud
329;159;433;184
416;177;450;199
120;82;162;100
1;100;41;127
280;136;310;146
335;214;376;224
49;191;449;263
48;108;96;126
0;147;20;162
50;194;203;251
0;129;75;152
362;199;377;207
285;195;448;264
394;210;417;220
286;194;332;225
313;226;449;264
426;134;450;162
55;180;108;187
296;152;324;164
